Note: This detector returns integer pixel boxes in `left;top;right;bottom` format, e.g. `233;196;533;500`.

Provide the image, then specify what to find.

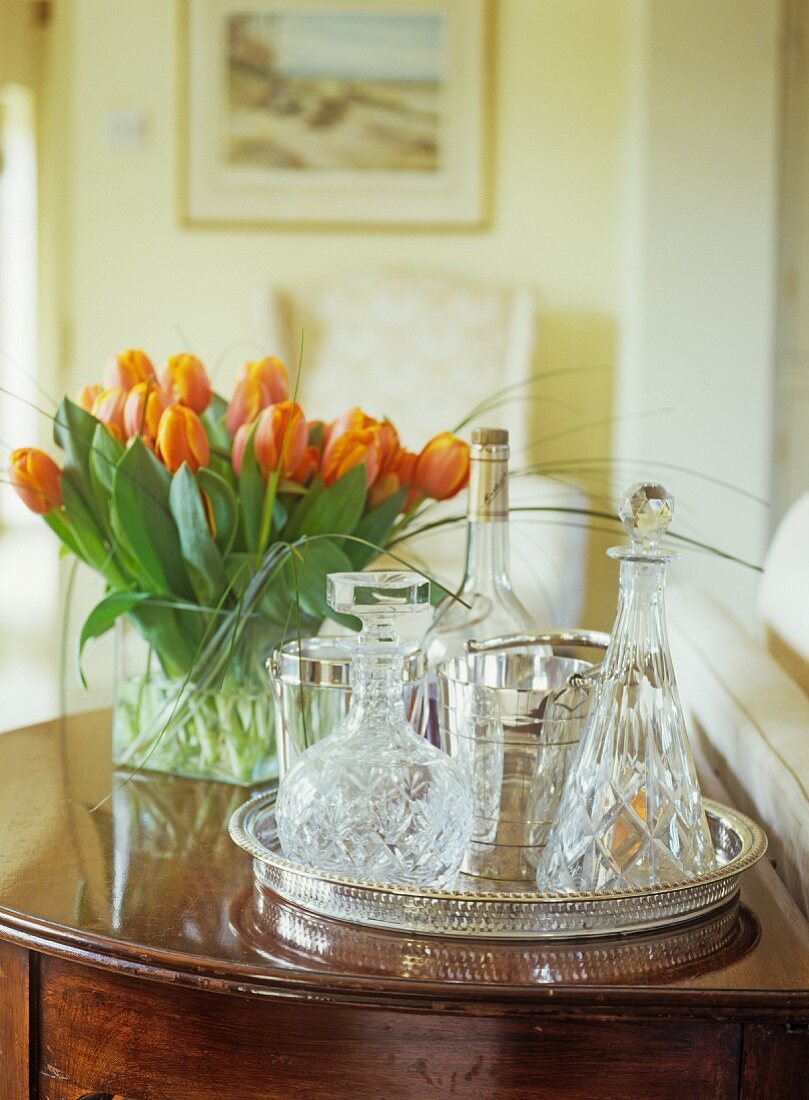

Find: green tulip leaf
283;467;367;541
346;487;408;568
197;467;238;555
238;425;265;553
89;423;125;511
201;392;231;452
260;537;354;625
60;470;129;586
110;437;193;598
77;589;151;688
169;464;228;606
53;397;102;519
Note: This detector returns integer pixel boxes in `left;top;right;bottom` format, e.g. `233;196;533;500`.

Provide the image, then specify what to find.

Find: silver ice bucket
437;631;608;882
269;637;426;780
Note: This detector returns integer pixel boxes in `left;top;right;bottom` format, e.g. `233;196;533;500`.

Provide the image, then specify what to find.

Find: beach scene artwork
226;9;447;172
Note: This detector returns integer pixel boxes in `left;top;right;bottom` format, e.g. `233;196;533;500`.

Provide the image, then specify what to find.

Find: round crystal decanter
275;572;474;888
536;483;717;894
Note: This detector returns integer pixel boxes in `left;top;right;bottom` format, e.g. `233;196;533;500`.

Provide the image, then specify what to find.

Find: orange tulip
322;425;381;488
124;381;172;444
322;407;376;466
158;354;211;414
291;444;320;486
8;448;62;515
230;422;250;477
253;401;308;480
104;349;154;391
76;383;102;413
376;419;400;476
155;405;210;474
226;376;271;436
413;432;470;500
240;356;288;403
369;448;418;509
91;386;128;439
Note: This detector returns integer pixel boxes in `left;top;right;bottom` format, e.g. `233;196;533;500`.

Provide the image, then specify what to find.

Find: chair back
266;268;536;455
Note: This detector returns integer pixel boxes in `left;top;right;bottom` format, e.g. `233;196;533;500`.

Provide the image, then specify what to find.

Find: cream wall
58;0;628;408
617;0;780;619
25;0;781;713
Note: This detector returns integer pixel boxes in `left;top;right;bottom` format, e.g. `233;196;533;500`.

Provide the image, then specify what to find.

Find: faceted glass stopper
618;482;674;553
327;571;430;619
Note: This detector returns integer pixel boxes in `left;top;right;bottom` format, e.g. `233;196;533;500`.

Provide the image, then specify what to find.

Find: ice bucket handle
465;630;611;655
465;630;610;698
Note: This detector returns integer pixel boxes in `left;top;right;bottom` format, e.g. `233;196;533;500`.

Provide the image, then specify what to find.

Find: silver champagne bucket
269;637;426;780
437;631;609;882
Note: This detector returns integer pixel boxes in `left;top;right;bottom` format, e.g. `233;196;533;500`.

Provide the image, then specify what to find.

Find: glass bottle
275;571;474;888
536;483;716;894
423;428;540;668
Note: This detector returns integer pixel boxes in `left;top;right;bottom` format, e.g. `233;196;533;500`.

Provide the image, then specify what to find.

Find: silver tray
229;791;767;940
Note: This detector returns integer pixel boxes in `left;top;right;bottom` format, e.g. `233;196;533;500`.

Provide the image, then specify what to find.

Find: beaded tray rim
229;792;767;931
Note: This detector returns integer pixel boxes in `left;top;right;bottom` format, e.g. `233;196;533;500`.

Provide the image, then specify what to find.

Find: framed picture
180;0;492;229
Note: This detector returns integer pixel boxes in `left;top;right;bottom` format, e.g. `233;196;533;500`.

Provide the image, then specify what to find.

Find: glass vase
112;604;281;786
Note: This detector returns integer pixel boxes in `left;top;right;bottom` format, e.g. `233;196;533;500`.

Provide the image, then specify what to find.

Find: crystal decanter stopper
275;572;474;888
536;483;716;894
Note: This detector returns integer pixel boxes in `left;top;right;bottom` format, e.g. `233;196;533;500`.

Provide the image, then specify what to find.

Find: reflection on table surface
0;712;806;999
231;887;759;986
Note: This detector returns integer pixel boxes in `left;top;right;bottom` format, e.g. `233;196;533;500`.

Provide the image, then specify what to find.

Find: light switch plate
104;109;148;150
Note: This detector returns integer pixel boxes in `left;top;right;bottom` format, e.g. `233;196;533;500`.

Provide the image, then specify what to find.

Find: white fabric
759;492;809;670
670;584;809;917
265;267;536;453
265;268;587;628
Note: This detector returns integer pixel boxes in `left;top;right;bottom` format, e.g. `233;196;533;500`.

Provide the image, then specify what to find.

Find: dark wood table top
0;711;807;1016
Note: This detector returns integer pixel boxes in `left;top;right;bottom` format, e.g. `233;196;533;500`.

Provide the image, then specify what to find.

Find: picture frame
179;0;493;229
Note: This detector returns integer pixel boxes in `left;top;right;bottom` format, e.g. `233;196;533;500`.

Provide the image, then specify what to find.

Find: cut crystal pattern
275;572;473;888
537;483;717;894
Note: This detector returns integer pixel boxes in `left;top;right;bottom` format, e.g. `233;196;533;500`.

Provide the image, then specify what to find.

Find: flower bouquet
8;350;470;784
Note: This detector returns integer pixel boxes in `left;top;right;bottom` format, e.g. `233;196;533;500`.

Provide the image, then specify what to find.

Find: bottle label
468;456;509;521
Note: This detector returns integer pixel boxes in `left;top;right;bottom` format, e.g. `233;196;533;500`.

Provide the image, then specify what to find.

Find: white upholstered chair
669;494;809;917
262;268;586;628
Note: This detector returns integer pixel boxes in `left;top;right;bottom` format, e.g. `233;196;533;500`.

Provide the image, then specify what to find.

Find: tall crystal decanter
536;483;716;894
424;427;540;667
275;571;474;888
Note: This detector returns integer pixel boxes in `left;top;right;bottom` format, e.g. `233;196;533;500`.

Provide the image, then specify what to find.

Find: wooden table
0;712;807;1099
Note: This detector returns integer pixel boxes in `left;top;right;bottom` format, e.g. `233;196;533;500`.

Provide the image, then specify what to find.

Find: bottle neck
346;623;406;732
463;448;512;592
603;557;672;679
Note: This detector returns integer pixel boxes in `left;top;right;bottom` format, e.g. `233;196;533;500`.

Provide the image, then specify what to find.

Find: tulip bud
322;425;381;488
240;356;289;404
376;419;400;475
322;407;376;467
8;448;62;515
158;354;211;414
104;349;154;391
368;469;401;508
226;376;270;436
413;432;470;500
91;386;128;439
155;405;210;474
124;381;172;444
231;422;250;477
291;444;320;485
254;401;308;479
76;383;102;413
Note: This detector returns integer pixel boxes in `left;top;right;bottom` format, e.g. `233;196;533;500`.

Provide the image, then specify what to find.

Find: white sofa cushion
670;584;809;917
